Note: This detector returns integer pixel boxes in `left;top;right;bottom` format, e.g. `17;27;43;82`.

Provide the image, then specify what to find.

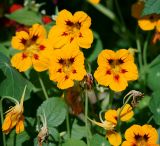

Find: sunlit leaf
5;8;42;25
71;119;86;140
142;0;160;16
90;134;111;146
37;97;67;127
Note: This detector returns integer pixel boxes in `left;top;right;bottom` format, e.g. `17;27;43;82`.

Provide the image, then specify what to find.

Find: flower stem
66;109;71;138
143;32;151;66
85;90;90;146
136;28;143;72
38;73;49;100
87;1;118;23
114;0;126;29
108;89;114;108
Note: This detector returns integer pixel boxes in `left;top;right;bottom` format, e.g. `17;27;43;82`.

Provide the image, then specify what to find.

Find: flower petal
77;29;93;48
11;53;32;72
15;115;25;134
107;131;122;146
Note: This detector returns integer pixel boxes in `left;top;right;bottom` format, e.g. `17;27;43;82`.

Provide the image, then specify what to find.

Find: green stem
38;73;49;100
147;115;153;124
136;28;143;72
66;109;71;138
114;0;126;29
108;89;114;108
87;1;118;23
143;32;151;66
85;90;90;146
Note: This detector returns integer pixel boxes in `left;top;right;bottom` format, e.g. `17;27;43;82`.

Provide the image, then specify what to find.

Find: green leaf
7;131;32;146
0;52;32;100
142;0;160;16
147;62;160;91
71;119;86;140
149;91;160;125
90;134;111;146
48;127;60;141
87;32;103;62
62;139;87;146
5;8;42;25
37;97;67;127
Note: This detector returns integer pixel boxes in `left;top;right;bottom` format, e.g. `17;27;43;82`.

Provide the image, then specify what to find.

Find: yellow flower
90;104;133;146
138;14;160;31
49;46;86;89
88;0;100;4
48;9;93;49
94;49;138;92
122;124;159;146
131;1;144;19
11;24;52;72
2;86;27;134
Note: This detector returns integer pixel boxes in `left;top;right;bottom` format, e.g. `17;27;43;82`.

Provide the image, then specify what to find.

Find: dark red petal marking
66;20;74;26
57;68;62;73
121;69;127;73
22;53;27;59
79;32;83;37
70;37;74;43
34;54;39;60
108;59;113;65
114;75;119;81
65;75;69;80
62;32;68;36
39;45;45;50
21;38;27;45
72;69;76;74
118;58;124;64
106;70;111;75
58;58;64;64
69;57;75;64
31;35;38;42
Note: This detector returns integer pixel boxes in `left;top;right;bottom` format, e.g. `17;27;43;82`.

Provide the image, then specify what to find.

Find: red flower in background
9;3;23;13
42;15;52;24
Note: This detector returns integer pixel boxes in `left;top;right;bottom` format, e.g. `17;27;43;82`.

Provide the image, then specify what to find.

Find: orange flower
88;0;100;4
94;49;138;92
49;46;86;89
2;86;27;134
90;104;133;146
122;124;159;146
11;24;52;72
138;14;160;31
48;9;93;49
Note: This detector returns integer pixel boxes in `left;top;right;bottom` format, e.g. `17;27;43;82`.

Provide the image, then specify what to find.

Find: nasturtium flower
11;24;52;72
91;104;133;146
49;46;86;89
122;124;159;146
89;0;100;4
138;14;160;31
2;86;26;134
94;49;138;92
48;9;93;49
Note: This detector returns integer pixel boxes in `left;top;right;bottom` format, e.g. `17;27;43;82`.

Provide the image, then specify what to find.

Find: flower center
58;58;75;74
135;134;149;146
66;20;81;35
108;59;124;73
137;138;147;146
